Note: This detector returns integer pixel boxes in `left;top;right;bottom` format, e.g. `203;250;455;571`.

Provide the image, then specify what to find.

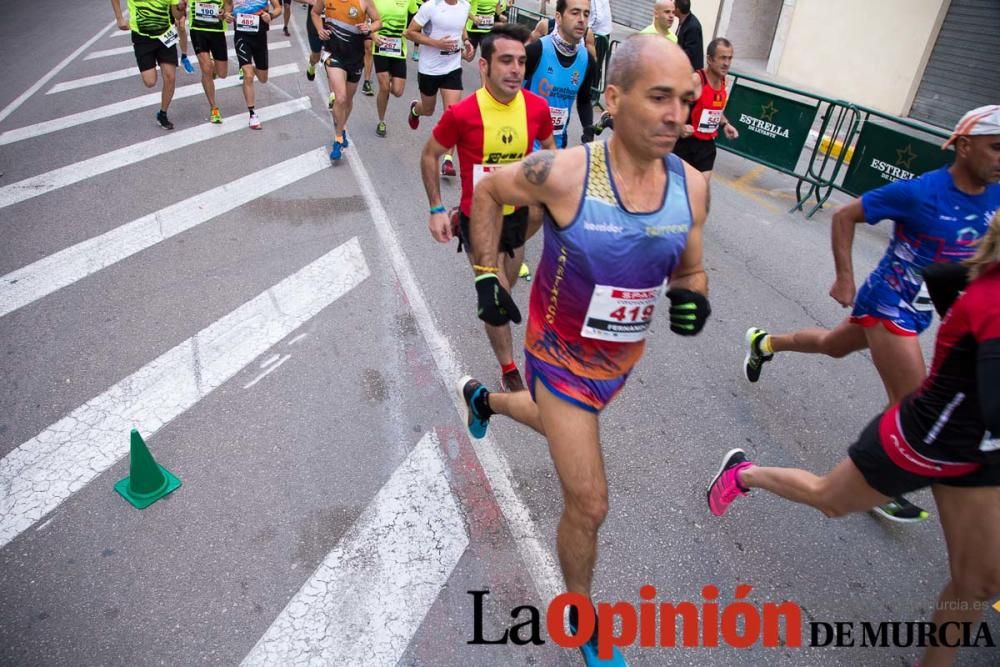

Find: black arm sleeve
575;54;597;129
923;261;970;317
524;40;543;85
978;339;1000;435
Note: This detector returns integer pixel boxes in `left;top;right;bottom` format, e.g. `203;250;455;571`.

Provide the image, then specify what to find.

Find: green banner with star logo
716;83;818;171
840;122;953;196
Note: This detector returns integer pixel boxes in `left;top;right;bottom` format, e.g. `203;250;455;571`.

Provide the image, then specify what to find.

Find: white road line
0;237;370;550
84;45;134;60
242;355;291;389
291;19;564;606
0;20;117;125
0;96;310;210
0;147;330;318
47;67;140;94
242;431;468;666
0;62;299;147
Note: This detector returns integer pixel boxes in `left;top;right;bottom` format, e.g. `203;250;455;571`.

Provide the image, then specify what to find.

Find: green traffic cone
114;429;181;509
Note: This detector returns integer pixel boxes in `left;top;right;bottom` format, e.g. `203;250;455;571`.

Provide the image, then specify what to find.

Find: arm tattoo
522;151;554;186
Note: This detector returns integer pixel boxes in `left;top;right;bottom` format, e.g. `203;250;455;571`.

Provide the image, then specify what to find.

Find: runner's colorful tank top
525;142;693;379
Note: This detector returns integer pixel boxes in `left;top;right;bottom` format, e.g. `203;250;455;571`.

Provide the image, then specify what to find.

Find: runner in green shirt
465;0;500;52
371;0;410;136
188;0;233;123
111;0;184;130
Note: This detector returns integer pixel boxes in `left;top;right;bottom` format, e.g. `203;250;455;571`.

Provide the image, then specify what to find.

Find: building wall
774;0;950;115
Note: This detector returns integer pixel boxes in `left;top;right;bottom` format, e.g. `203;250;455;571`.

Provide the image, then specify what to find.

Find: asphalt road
0;2;996;666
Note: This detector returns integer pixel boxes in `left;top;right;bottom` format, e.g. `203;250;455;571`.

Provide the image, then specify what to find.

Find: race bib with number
236;13;261;31
913;282;933;312
581;284;665;342
159;24;179;47
549;106;569;133
473;14;495;29
195;2;221;20
697;109;723;134
377;36;403;57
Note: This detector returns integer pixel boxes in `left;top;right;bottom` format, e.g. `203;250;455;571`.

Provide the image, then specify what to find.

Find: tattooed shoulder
522;151;554;186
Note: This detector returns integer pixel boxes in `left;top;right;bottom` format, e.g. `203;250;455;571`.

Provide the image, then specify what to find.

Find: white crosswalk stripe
0;147;331;318
0;96;310;209
1;62;298;146
243;431;468;666
84;45;134;60
47;66;141;94
0;237;370;550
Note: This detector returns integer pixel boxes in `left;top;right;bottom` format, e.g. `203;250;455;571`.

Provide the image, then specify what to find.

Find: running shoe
441;157;456;177
499;368;525;393
329;140;343;162
328;91;336;109
306;62;316;81
519;262;532;281
408;100;420;130
181;54;194;73
155;110;174;130
593;110;613;136
239;68;245;81
570;621;628;667
872;497;929;524
362;79;374;96
457;376;492;440
249;111;262;130
707;448;753;516
743;327;773;383
283;26;290;37
209;107;222;124
411;49;419;62
376;121;387;137
341;130;349;148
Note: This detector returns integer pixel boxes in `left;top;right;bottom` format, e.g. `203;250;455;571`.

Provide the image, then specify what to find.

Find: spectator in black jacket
675;0;703;69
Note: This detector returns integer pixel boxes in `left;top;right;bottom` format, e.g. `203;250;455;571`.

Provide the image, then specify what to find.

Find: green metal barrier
838;108;951;197
715;70;860;218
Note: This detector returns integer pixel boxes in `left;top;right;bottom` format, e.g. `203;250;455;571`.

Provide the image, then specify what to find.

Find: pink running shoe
707;449;753;516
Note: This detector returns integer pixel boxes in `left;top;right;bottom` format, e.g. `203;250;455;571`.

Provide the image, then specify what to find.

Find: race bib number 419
581;284;664;342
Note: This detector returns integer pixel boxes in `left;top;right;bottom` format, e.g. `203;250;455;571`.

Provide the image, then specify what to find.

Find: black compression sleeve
978;339;1000;434
524;40;543;84
575;54;596;129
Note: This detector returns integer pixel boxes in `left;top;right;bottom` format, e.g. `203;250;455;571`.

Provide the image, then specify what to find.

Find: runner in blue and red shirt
709;210;1000;667
741;104;1000;522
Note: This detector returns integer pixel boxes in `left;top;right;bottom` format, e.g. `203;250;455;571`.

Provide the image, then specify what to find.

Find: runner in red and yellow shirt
420;23;555;392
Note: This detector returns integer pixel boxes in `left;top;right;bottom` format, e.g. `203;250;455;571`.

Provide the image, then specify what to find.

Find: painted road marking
0;147;330;318
0;63;299;147
243;431;468;666
0;96;310;209
0;237;370;550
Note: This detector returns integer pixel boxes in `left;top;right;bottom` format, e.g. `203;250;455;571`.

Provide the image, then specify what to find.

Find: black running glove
476;274;522;326
666;288;711;336
581;126;595;143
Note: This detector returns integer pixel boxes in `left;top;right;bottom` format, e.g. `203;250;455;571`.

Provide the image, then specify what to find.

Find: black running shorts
191;30;228;60
417;68;462;97
373;54;406;78
458;208;528;256
132;32;178;71
325;40;365;83
672;136;717;172
235;31;269;69
848;414;1000;498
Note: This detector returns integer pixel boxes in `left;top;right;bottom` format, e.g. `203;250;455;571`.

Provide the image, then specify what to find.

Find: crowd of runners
112;2;999;666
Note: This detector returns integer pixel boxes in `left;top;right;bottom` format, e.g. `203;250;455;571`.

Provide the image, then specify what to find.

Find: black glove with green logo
666;288;710;336
476;274;522;326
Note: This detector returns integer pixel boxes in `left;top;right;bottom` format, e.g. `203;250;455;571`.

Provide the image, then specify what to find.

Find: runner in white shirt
404;0;474;176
